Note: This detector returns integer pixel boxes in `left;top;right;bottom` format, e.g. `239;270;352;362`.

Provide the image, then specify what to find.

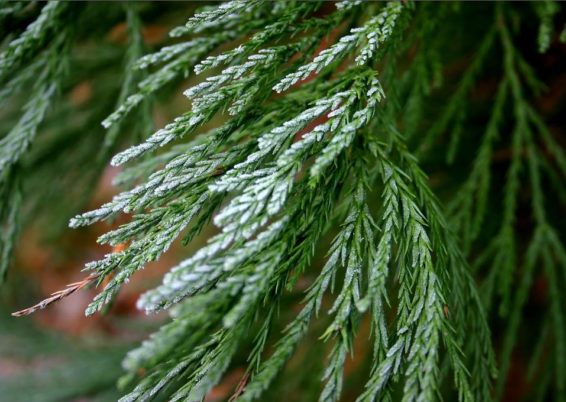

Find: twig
228;372;250;402
12;272;100;317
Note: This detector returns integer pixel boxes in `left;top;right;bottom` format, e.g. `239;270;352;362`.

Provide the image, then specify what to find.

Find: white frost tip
110;153;127;167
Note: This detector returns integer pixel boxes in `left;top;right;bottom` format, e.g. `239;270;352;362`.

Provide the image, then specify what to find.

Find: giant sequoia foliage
1;1;566;401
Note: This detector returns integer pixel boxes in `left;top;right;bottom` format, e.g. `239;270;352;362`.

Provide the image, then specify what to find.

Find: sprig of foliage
418;3;566;401
73;0;490;395
0;2;73;284
3;1;566;402
0;2;169;280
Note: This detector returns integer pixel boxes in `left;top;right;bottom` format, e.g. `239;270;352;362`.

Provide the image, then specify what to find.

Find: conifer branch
3;2;565;401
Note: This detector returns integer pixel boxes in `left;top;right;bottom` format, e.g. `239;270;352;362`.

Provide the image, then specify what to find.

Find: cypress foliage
2;1;565;401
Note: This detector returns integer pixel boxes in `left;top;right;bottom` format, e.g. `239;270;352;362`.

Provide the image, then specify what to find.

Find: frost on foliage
274;33;359;93
188;42;305;116
186;48;278;100
211;90;354;193
70;134;240;228
211;90;355;246
336;0;363;11
1;1;517;401
134;40;207;70
194;45;245;75
310;78;385;178
102;36;224;131
138;217;287;313
84;192;216;316
185;47;281;116
0;84;55;173
355;2;403;65
170;0;261;37
0;1;67;81
110;113;205;166
274;2;404;93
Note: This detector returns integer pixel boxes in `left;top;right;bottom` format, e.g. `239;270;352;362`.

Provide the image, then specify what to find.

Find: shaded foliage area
0;309;131;402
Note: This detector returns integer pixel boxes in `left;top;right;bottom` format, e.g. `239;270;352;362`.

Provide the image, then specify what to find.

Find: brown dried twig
12;272;100;317
228;372;250;402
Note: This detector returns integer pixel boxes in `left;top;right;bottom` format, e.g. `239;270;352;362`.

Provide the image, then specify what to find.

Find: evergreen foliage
2;1;566;401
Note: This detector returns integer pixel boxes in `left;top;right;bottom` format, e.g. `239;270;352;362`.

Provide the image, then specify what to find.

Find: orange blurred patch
142;25;168;45
107;22;128;43
70;81;93;106
107;21;166;46
206;367;245;402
